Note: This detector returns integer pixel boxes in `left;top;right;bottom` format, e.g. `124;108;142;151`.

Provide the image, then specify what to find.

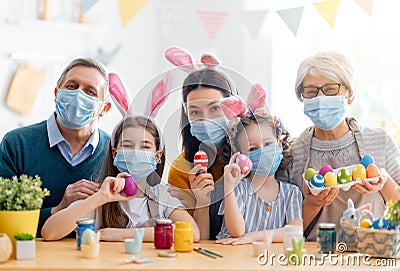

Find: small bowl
252;241;271;257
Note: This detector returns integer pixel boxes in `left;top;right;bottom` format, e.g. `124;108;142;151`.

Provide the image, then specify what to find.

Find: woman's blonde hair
295;52;355;101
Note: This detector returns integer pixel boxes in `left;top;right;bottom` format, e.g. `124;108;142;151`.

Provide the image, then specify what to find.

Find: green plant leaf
14;232;35;240
0;175;50;211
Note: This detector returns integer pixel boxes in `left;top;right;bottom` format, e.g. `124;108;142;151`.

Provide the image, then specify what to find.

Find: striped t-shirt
216;178;302;239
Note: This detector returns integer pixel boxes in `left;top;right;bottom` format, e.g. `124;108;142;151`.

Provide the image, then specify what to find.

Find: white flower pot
16;240;35;260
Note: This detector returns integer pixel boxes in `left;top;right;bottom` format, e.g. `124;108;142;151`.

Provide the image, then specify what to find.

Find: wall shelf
5;19;110;33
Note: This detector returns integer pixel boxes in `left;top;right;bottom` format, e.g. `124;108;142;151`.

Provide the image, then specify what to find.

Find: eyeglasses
301;83;342;99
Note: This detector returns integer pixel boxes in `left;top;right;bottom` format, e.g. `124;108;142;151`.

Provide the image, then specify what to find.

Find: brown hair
100;116;165;228
180;68;236;167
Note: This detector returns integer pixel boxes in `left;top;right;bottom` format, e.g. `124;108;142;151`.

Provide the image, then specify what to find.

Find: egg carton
302;165;381;196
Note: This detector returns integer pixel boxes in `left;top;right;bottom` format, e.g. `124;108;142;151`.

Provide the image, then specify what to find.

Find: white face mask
55;89;99;129
189;116;228;147
113;149;157;180
303;96;346;130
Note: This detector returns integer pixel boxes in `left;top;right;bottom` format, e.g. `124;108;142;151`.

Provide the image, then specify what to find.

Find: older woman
289;52;400;241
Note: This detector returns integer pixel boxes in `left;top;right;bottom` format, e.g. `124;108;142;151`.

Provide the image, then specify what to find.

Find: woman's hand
189;165;214;208
352;168;388;194
223;152;244;192
99;172;133;203
303;185;340;207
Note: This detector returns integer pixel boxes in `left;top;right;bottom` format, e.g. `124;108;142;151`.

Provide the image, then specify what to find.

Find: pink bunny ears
165;46;220;71
108;72;172;149
108;71;172;118
221;83;268;120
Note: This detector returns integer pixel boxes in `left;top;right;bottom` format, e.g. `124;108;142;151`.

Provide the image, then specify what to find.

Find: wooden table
0;239;398;270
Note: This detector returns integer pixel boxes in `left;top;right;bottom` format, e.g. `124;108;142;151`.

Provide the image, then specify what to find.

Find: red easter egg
236;154;253;175
194;150;208;168
366;164;379;178
124;176;138;196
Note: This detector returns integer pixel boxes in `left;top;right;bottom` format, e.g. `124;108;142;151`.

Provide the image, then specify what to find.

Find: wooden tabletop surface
0;239;398;270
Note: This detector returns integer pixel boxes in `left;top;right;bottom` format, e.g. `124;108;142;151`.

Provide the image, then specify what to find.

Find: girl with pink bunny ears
215;85;303;244
166;46;237;240
42;72;200;243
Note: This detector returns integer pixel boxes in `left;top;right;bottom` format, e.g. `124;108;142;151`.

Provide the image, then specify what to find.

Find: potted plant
14;233;35;260
0;175;50;258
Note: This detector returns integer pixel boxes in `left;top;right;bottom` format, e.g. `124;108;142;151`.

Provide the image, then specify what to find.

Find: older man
0;58;112;235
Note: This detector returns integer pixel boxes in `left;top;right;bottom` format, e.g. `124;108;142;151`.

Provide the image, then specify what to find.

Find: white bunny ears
108;71;172;149
165;46;221;71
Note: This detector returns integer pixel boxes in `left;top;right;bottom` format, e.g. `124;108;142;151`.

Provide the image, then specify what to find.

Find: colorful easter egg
352;164;366;181
366;164;380;178
337;168;352;184
324;172;338;187
310;174;325;188
194;150;208;168
360;154;375;168
124;176;138;197
360;219;372;228
319;164;333;177
304;168;317;181
236;154;253;175
371;217;389;230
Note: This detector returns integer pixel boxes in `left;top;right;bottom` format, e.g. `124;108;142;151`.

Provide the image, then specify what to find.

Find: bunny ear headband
108;71;172;149
165;46;221;71
165;46;238;99
220;83;284;140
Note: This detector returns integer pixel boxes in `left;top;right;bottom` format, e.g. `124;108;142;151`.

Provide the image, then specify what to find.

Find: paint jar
317;223;336;254
76;218;95;250
174;221;193;252
154;218;173;249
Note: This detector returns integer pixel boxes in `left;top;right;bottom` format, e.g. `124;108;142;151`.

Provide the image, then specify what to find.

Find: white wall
1;0;400;181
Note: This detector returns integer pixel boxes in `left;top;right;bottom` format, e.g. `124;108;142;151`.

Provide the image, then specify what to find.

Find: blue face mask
248;145;283;176
113;149;157;181
55;89;99;130
190;116;228;147
303;96;346;131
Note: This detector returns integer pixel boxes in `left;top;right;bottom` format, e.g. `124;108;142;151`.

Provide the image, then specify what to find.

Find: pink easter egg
319;164;333;177
221;96;247;119
124;176;138;197
236;154;253;175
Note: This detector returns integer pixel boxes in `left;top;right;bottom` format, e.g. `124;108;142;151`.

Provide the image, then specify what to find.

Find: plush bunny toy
338;198;374;252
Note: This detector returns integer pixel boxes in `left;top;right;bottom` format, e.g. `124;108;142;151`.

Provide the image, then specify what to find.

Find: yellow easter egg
324;172;338;187
360;219;372;228
352;164;366;181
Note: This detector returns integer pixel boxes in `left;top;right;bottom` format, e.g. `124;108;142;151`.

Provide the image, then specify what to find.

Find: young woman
42;116;200;242
168;68;235;240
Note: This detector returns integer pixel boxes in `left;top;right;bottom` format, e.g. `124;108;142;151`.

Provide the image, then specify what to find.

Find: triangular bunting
241;10;268;40
118;0;148;27
313;0;340;29
154;1;184;36
197;10;229;41
354;0;374;16
277;7;304;36
81;0;98;14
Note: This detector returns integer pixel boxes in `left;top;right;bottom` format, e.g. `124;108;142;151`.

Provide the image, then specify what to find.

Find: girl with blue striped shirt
216;107;302;245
